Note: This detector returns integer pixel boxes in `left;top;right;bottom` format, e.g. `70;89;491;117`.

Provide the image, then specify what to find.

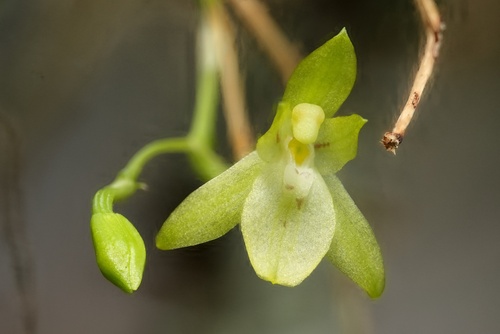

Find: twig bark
381;0;444;154
207;3;255;160
226;0;301;84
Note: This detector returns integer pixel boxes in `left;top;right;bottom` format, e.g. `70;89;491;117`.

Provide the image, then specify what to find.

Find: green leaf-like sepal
324;174;385;298
91;213;146;293
282;28;356;117
241;163;335;286
156;151;264;250
315;114;367;175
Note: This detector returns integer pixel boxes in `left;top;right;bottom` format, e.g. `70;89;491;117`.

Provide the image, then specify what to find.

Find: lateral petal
315;115;366;175
324;174;385;298
156;151;263;250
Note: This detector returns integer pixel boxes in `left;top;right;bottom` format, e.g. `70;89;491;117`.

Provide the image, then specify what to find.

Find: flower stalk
90;11;229;293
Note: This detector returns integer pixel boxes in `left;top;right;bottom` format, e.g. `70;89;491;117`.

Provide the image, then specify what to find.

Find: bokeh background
1;0;499;333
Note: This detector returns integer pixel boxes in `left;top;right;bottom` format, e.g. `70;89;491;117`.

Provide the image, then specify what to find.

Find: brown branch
206;3;255;160
226;0;301;84
381;0;445;154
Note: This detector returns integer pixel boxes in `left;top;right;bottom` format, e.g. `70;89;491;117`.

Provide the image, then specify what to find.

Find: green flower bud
91;213;146;293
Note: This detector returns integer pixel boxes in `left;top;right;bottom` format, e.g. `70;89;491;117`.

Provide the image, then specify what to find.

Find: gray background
1;0;499;333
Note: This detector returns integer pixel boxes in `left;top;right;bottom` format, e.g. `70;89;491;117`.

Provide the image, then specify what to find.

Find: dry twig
381;0;444;154
207;3;255;160
226;0;301;84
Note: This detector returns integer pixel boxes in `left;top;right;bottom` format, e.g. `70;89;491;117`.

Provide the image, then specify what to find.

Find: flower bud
91;213;146;293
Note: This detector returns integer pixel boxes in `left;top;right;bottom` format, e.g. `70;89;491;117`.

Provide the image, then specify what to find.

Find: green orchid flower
156;29;384;298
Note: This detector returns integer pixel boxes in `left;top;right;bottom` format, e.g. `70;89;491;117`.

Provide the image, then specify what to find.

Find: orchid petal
282;29;356;117
315;114;367;174
156;151;263;250
241;163;335;286
324;174;385;298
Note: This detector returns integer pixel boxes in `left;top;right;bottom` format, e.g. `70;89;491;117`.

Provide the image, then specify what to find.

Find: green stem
119;137;189;180
188;31;219;146
92;11;229;215
92;189;114;214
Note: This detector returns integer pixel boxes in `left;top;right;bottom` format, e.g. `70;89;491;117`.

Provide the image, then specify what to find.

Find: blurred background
1;0;499;333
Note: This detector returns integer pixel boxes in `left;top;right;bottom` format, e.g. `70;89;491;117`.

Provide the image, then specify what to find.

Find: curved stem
92;189;115;214
92;9;230;215
119;137;189;180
